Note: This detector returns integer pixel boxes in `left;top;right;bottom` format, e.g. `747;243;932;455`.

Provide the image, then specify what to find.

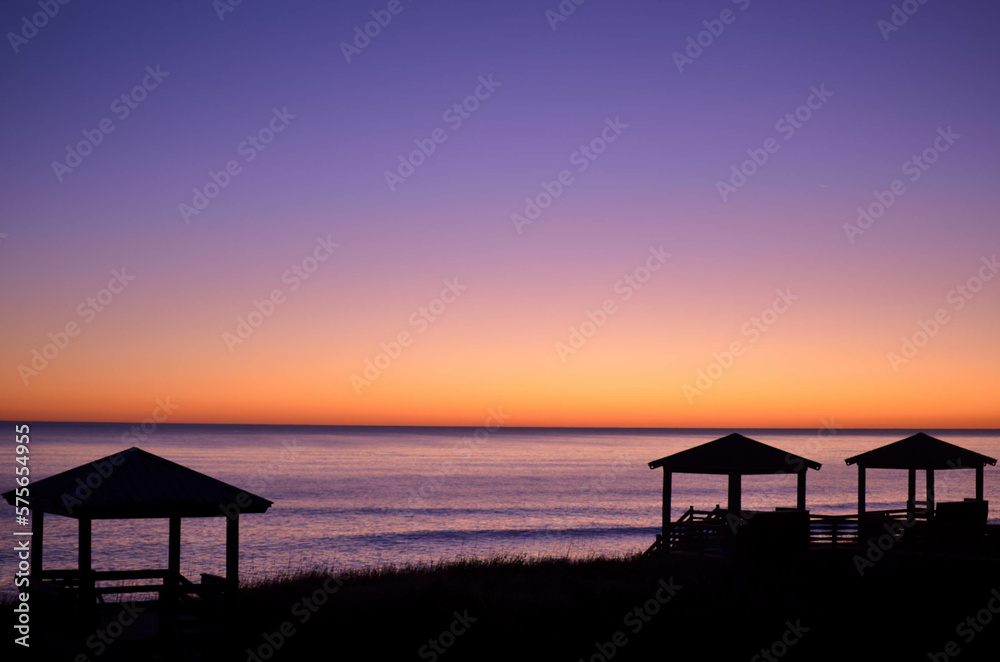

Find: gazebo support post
926;469;935;518
728;473;742;516
796;471;807;510
857;466;866;517
79;517;93;614
167;516;182;611
226;513;239;592
976;465;984;501
662;471;672;550
32;512;43;576
168;517;181;582
907;469;916;515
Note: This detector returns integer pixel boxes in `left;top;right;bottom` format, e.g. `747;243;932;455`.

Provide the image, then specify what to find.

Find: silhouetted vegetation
224;550;1000;661
13;550;1000;661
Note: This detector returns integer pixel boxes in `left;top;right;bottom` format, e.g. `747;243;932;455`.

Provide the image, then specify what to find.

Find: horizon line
4;420;998;432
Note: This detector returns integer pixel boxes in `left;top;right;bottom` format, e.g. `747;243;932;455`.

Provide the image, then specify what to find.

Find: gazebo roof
844;432;997;470
648;433;821;475
2;447;273;519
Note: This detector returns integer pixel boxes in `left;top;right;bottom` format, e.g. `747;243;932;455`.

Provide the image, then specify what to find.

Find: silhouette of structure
844;431;996;518
647;433;821;553
2;447;272;610
645;431;998;557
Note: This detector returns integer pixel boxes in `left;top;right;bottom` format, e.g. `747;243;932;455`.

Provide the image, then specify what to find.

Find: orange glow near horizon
4;326;997;427
3;192;998;429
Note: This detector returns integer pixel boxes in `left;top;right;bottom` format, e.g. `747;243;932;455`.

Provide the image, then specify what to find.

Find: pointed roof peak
2;447;273;519
648;432;821;475
844;432;997;469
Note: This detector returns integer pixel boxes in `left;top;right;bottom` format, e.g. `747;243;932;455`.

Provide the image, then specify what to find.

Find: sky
1;0;998;428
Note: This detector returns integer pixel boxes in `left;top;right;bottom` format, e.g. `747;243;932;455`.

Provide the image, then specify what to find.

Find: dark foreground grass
225;550;1000;661
13;550;1000;661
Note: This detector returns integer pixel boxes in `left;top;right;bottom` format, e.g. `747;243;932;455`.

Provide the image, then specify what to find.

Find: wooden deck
645;504;999;558
29;570;232;661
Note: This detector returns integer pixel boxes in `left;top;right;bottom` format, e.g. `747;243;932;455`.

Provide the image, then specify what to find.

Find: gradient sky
2;0;998;427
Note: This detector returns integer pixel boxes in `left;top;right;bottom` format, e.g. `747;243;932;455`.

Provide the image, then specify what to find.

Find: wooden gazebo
844;432;996;519
2;446;272;608
648;433;821;550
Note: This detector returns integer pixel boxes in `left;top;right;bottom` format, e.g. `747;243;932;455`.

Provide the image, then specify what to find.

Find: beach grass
12;549;1000;661
224;549;1000;661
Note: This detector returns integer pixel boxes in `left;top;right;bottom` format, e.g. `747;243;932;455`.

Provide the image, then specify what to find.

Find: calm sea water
1;424;997;597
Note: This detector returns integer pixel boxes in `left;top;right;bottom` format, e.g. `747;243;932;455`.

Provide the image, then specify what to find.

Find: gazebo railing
657;500;973;554
808;507;932;547
674;505;725;524
870;507;930;519
808;514;858;547
34;567;231;602
667;506;730;551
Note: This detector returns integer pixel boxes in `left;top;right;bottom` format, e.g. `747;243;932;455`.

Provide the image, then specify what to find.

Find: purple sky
2;0;998;426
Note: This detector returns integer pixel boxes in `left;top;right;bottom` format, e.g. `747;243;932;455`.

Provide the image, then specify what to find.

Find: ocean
1;424;997;598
